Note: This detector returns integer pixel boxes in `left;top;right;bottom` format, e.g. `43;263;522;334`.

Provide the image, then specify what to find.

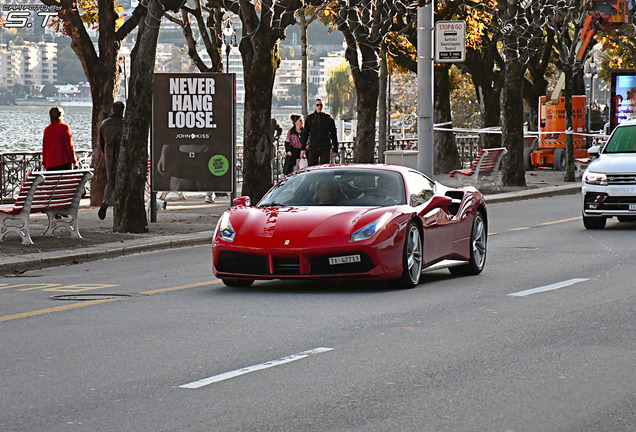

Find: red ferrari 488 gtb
213;164;487;288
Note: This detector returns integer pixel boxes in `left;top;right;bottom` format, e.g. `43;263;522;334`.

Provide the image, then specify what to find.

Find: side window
404;171;435;207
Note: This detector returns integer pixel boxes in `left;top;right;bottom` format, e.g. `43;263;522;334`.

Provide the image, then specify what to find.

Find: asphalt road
1;194;635;432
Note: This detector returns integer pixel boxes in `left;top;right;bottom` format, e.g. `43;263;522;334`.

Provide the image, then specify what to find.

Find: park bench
449;147;508;191
0;169;93;245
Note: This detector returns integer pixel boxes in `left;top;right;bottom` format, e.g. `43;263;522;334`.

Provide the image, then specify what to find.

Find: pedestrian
301;98;338;166
42;106;78;171
283;113;304;175
98;101;124;220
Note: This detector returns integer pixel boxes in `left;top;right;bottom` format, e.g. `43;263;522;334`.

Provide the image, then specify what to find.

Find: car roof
302;163;414;175
617;119;636;128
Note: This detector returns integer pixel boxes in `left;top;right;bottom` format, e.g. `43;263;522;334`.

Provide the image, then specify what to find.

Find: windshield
604;125;636;153
258;169;407;207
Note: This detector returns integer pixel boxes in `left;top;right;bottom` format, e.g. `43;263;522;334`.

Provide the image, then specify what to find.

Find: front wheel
393;221;423;289
583;215;606;229
450;211;487;276
222;279;254;288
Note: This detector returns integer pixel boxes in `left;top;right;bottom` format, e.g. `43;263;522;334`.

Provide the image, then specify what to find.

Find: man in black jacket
98;101;124;220
301;98;339;166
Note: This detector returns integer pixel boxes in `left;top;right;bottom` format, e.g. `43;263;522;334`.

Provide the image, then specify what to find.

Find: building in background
0;41;57;88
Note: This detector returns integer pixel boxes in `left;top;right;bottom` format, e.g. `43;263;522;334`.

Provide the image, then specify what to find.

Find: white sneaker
205;193;215;203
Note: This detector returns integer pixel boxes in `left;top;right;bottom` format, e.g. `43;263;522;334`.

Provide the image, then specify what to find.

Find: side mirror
422;195;452;212
588;145;600;159
232;196;251;207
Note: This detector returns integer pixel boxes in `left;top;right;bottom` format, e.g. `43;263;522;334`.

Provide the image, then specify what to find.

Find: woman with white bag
283;113;306;175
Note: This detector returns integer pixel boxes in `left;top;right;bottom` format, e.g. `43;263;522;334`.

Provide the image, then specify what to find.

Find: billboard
610;69;636;132
152;73;235;192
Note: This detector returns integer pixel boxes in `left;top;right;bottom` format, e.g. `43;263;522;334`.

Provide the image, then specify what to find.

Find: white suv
582;119;636;229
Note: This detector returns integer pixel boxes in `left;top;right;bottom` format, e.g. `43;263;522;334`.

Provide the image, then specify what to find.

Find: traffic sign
435;20;466;63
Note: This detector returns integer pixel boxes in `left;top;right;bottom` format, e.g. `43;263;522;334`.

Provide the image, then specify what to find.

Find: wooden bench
0;169;93;244
449;147;508;190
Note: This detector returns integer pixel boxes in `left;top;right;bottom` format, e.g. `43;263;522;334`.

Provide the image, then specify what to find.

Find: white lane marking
179;347;334;389
508;278;590;297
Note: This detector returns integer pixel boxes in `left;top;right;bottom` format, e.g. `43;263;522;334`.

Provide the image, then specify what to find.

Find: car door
404;171;455;264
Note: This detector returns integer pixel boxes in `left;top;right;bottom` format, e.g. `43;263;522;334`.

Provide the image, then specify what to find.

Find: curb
0;231;214;276
484;184;580;204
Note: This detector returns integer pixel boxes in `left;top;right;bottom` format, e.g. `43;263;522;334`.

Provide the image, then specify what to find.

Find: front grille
273;257;300;275
311;253;375;275
217;251;269;275
585;192;636;211
608;174;636;185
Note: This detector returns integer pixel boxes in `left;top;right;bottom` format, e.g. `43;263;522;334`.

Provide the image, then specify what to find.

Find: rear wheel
394;221;423;289
222;279;254;288
583;215;606;229
553;148;565;171
450;211;487;276
523;147;535;171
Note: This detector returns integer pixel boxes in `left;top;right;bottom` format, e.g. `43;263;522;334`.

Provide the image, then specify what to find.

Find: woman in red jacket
42;106;78;170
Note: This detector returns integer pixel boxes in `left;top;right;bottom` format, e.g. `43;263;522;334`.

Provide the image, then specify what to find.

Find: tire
222;278;254;288
582;215;606;229
394;221;423;289
523;147;534;171
450;210;487;276
553;148;565;171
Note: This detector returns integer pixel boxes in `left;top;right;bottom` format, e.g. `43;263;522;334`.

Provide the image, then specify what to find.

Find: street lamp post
223;19;236;73
585;61;599;132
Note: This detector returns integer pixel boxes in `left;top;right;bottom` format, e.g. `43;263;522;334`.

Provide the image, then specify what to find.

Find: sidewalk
0;170;581;275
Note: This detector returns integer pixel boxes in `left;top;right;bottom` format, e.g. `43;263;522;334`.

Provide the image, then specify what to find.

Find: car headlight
350;212;392;242
216;213;236;242
584;171;608;186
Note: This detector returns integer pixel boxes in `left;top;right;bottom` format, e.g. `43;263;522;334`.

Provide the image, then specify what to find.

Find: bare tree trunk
434;64;460;174
464;48;502;149
352;70;380;163
564;67;576;182
240;37;278;201
299;10;310;120
501;59;526;186
112;0;167;233
378;48;388;164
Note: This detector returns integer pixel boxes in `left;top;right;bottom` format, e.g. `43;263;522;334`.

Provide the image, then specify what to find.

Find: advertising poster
152;73;235;192
610;69;636;132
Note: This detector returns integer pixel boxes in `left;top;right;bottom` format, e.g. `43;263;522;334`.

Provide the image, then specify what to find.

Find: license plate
329;254;361;265
630;204;636;211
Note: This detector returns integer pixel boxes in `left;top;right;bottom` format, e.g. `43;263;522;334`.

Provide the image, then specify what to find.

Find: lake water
0;105;302;153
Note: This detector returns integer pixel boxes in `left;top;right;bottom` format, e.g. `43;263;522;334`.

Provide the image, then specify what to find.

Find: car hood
227;205;395;243
589;153;636;174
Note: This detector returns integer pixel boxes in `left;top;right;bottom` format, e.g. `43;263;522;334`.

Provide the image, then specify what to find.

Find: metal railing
1;150;92;202
2;136;482;201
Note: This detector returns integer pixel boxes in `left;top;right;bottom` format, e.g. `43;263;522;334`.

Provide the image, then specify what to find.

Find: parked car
212;164;488;288
582;118;636;229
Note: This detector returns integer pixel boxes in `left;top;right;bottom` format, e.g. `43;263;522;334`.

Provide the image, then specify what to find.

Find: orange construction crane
528;0;630;171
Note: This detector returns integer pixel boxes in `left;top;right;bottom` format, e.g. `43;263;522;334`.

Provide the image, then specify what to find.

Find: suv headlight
584;171;608;186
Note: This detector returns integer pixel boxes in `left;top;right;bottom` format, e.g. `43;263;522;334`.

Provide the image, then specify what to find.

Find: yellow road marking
139;280;222;295
1;280;222;323
538;216;581;226
1;283;62;291
0;299;120;323
489;216;581;236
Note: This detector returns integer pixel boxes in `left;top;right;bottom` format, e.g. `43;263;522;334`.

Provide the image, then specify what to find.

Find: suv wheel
583;215;606;229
